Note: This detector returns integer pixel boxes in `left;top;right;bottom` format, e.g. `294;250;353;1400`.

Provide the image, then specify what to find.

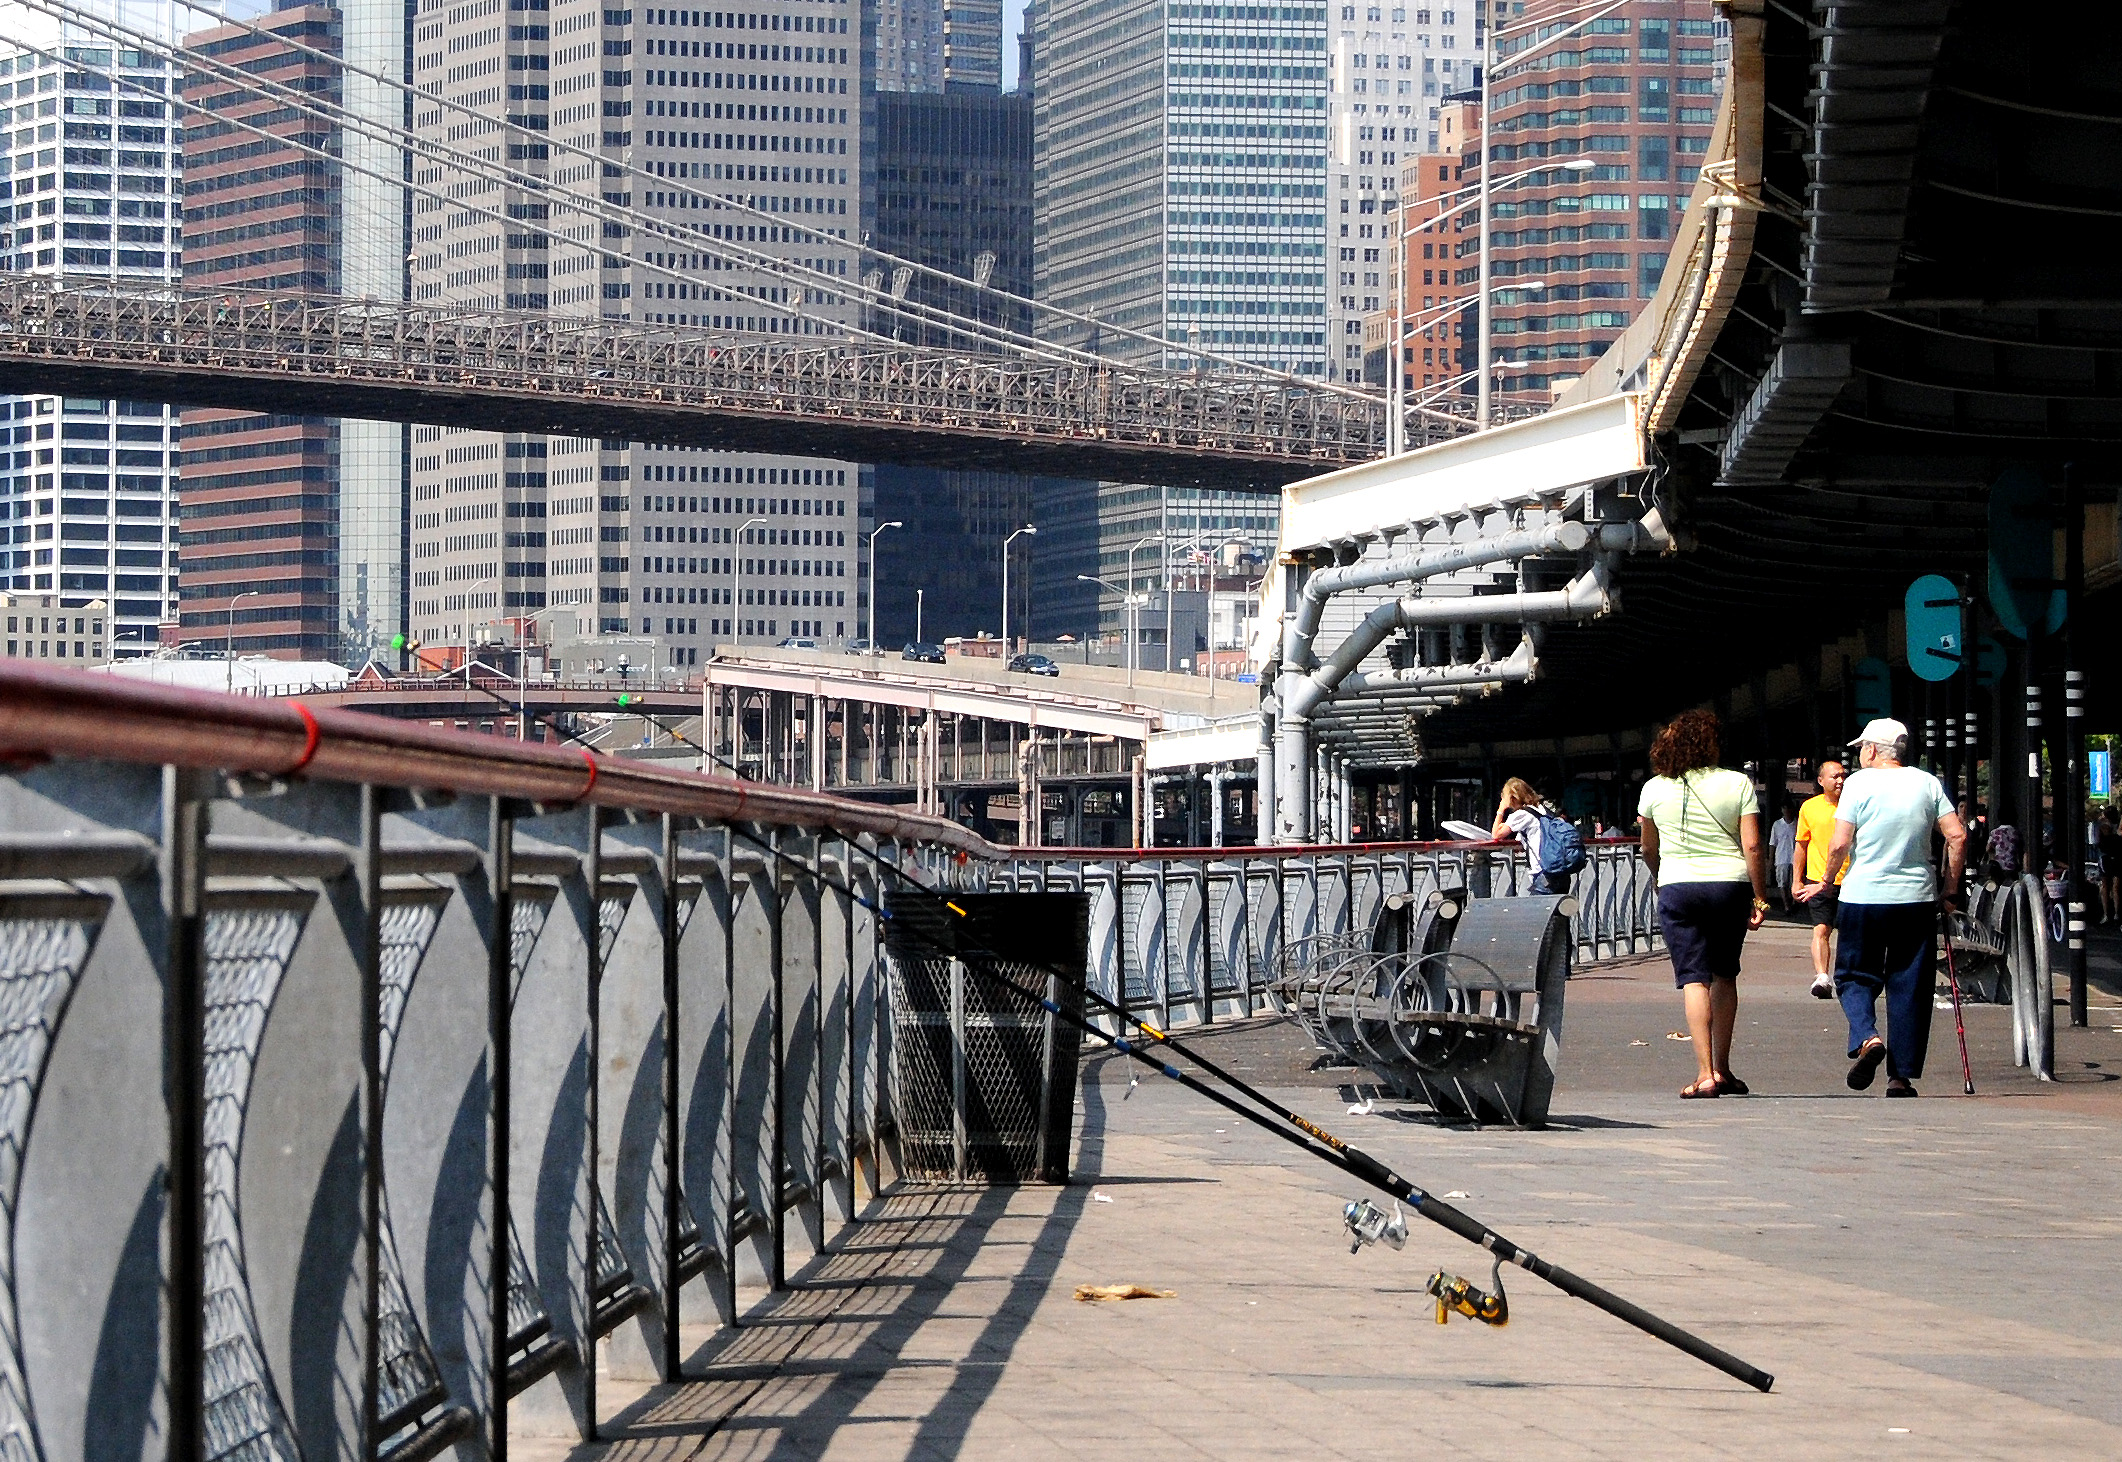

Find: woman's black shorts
1658;880;1754;988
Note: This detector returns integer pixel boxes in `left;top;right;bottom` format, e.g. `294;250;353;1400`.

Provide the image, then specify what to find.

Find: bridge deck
537;925;2122;1458
0;277;1403;491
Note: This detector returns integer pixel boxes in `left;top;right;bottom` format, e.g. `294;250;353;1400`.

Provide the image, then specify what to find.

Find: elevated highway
1239;2;2122;856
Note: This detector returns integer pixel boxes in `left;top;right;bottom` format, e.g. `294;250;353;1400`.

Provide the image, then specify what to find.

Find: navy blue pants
1834;901;1936;1081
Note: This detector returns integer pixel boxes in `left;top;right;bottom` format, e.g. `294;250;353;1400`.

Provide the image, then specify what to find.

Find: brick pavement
525;923;2122;1460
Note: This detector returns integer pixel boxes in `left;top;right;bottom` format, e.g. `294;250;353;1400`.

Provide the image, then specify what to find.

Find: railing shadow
584;1068;1110;1455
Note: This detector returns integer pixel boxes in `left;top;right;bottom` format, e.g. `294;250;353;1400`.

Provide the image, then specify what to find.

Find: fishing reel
1425;1253;1509;1328
1343;1197;1408;1255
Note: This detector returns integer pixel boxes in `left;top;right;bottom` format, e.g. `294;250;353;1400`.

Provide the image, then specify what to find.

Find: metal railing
0;661;998;1460
0;275;1418;488
983;837;1662;1029
0;662;1664;1458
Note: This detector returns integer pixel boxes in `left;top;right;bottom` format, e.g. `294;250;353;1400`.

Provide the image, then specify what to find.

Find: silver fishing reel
1343;1196;1408;1255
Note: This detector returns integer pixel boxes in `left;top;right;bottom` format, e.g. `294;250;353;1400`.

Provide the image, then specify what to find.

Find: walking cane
1941;906;1975;1096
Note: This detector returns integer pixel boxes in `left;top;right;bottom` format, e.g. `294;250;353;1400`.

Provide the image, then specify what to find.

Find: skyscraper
1323;1;1514;384
1033;0;1329;375
176;5;345;661
0;27;182;658
173;0;410;665
1484;0;1726;399
874;0;1002;93
868;85;1073;647
1032;0;1327;653
407;0;866;664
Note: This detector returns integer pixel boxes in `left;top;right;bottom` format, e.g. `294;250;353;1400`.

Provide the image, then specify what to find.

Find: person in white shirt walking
1769;802;1798;912
1819;719;1968;1097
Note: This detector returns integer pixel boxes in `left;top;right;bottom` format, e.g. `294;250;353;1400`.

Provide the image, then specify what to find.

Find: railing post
164;766;209;1462
485;795;514;1462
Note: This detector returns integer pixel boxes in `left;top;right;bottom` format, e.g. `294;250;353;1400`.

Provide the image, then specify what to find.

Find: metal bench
1271;890;1575;1127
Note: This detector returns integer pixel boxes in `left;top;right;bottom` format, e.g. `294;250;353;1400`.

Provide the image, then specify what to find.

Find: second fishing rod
735;826;1775;1393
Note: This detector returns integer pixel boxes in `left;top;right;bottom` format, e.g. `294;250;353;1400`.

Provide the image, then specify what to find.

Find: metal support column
2065;463;2088;1026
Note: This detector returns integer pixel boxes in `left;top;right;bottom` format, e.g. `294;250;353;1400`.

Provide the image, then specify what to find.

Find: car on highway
1007;652;1060;677
902;641;945;664
843;638;872;654
778;636;818;650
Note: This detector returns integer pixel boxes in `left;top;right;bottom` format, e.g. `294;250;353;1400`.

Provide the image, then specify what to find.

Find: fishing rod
732;826;1776;1392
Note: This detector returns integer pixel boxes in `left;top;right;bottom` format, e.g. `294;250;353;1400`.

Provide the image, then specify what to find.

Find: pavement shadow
590;1074;1111;1456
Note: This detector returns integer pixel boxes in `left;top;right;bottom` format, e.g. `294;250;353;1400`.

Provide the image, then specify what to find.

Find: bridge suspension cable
33;0;1443;414
9;4;1023;360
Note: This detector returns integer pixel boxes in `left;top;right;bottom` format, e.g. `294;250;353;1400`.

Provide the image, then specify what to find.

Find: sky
1003;0;1026;89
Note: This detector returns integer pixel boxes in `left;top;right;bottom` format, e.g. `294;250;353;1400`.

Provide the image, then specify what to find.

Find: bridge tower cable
0;22;862;345
13;7;1051;360
70;0;1420;407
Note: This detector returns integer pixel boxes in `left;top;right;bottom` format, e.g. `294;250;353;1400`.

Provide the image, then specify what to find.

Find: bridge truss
0;274;1405;490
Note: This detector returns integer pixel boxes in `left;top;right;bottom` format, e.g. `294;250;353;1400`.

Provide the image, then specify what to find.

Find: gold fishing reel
1424;1253;1509;1328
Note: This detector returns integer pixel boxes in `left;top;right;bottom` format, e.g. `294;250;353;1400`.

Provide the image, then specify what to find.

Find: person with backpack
1636;709;1771;1100
1491;778;1587;895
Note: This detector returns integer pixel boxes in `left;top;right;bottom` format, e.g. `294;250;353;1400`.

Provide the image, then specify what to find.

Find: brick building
175;4;344;660
1483;0;1725;401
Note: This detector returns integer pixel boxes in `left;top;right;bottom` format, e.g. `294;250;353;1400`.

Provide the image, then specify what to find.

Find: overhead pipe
1279;518;1588;674
1336;636;1538;699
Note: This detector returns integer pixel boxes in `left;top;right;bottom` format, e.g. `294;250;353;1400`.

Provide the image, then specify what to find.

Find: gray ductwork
1336;636;1538;699
1279;518;1588;673
1267;507;1671;843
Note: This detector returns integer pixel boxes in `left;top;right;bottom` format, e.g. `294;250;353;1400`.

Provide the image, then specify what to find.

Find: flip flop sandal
1847;1038;1887;1091
1716;1074;1750;1096
1680;1079;1721;1099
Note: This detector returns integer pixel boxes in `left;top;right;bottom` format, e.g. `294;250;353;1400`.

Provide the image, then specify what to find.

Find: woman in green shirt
1637;709;1771;1099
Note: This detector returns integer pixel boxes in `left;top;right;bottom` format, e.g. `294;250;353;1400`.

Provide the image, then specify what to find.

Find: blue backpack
1534;811;1587;876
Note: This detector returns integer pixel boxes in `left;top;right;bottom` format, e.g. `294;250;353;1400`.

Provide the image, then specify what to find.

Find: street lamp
731;516;766;647
1078;573;1144;686
1000;524;1036;652
225;589;261;693
514;605;574;741
867;519;903;655
1387;158;1593;454
1479;0;1633;427
1126;534;1161;687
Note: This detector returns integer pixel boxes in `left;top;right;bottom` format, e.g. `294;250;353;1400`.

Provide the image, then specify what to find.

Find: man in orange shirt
1793;759;1848;999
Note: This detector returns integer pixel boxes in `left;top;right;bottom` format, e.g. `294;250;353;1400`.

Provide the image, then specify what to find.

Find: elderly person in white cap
1818;718;1968;1096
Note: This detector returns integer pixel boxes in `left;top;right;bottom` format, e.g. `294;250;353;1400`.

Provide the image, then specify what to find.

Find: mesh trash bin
884;891;1087;1184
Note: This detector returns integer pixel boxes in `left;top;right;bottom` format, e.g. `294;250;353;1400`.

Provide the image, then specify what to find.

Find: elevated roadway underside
1416;2;2122;754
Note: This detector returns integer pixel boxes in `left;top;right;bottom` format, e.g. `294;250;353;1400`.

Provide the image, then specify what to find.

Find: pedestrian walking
1819;718;1968;1097
1637;710;1771;1100
1769;801;1799;911
1490;777;1582;895
1792;760;1848;1000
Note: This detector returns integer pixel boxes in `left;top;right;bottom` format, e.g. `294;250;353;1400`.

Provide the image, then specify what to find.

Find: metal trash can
884;891;1087;1183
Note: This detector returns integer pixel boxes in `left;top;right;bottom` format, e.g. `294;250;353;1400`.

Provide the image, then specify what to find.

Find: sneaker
1810;975;1834;1000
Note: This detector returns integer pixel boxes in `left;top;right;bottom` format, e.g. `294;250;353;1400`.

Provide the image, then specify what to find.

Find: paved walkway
535;923;2122;1459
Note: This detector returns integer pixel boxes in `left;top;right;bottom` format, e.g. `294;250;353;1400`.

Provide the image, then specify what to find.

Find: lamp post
1001;523;1036;652
224;590;261;693
867;519;903;656
1478;0;1633;428
514;605;573;741
1387;159;1593;454
732;516;767;648
916;587;924;644
1126;533;1161;686
1078;573;1142;686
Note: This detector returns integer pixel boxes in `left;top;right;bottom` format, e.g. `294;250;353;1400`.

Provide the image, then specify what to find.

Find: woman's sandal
1680;1078;1721;1099
1715;1073;1750;1096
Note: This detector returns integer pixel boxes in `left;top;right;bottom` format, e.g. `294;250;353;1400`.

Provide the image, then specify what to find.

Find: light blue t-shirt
1835;765;1953;904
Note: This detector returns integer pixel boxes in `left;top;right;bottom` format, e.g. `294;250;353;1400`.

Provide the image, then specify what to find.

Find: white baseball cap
1847;717;1909;748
